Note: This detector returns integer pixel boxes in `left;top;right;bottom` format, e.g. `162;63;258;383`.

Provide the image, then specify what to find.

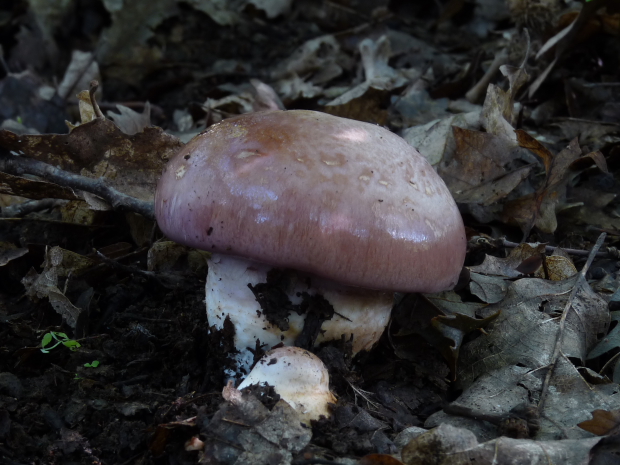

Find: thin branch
537;232;606;415
501;238;609;258
89;80;104;118
0;198;67;218
0;153;155;219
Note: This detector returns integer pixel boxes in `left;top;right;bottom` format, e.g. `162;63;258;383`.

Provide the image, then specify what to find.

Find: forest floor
1;1;620;464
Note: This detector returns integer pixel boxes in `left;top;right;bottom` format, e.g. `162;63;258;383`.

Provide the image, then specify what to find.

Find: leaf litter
1;0;620;464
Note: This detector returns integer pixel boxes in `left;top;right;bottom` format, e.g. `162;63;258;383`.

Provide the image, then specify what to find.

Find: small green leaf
84;360;100;368
41;333;53;348
62;340;81;350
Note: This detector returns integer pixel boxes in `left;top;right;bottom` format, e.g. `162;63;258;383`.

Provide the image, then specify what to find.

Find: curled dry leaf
21;246;97;328
107;103;152;136
504;133;608;235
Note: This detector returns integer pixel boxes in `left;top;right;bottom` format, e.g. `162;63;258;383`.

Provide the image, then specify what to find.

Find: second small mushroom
155;110;466;374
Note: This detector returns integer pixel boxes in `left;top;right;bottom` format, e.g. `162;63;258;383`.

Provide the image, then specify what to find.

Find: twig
89;80;104;118
0;198;67;218
465;47;509;103
292;460;342;465
502;238;609;258
0;153;155;219
93;249;185;288
537;233;606;415
345;378;379;410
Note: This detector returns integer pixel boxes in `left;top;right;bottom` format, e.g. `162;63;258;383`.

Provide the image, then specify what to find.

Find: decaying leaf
324;35;417;124
503;133;609;235
0;171;79;201
147;241;210;275
0;242;28;267
402;111;480;166
392;294;498;378
402;422;601;465
0;117;182;202
458;275;609;389
197;383;311;464
272;34;348;101
358;454;405;465
438;126;529;204
587;312;620;360
470;242;577;281
470;243;547;278
401;424;478;465
578;409;620;436
107;103;152;136
468;272;509;303
21;246;97;328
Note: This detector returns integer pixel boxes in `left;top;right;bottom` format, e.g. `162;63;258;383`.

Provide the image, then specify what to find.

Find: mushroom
238;346;336;422
155;110;466;373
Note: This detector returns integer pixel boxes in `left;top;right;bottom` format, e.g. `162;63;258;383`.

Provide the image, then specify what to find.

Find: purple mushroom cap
155;110;466;292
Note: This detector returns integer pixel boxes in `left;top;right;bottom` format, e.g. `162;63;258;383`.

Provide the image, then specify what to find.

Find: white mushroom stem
238;346;336;422
206;253;393;374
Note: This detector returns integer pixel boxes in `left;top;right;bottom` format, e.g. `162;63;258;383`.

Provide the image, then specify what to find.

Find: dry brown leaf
470;243;577;281
439;127;524;204
515;129;554;172
323;87;389;126
0;118;182;201
504;135;607;235
0;172;79;201
358;454;405;465
578;409;620;436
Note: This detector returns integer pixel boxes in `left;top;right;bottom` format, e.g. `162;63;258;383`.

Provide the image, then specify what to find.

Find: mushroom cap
155;110;466;292
238;346;336;421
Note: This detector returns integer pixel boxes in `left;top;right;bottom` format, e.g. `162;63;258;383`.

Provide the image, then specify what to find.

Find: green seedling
40;331;81;353
84;361;100;368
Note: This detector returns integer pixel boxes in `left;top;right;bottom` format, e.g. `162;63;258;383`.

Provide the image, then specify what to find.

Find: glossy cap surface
155;110;466;292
